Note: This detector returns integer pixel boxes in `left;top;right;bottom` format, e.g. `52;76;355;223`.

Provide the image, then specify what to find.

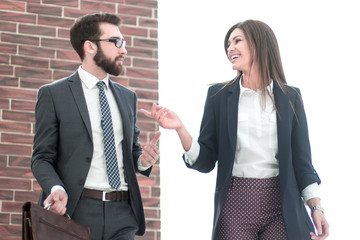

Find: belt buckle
102;191;111;201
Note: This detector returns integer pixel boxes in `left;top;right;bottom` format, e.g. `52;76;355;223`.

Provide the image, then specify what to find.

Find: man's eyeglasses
83;39;126;48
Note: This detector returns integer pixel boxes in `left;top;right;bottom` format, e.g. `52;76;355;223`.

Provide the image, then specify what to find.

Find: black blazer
31;71;150;236
184;78;321;240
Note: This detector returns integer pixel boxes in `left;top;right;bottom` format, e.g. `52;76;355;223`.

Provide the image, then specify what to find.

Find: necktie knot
96;81;105;91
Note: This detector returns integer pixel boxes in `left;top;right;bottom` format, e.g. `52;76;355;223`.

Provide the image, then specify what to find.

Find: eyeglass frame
82;38;126;48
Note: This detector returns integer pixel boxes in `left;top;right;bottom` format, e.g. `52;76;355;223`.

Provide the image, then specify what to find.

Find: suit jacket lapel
68;72;93;140
108;81;131;151
274;82;290;152
227;78;240;152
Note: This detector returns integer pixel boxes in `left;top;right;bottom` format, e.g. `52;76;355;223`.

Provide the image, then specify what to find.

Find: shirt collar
78;66;110;90
239;75;274;97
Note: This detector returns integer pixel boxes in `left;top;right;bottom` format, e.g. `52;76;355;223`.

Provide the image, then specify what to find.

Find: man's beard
93;47;123;76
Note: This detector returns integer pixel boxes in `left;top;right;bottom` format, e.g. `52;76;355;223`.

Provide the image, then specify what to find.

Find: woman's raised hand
139;103;183;131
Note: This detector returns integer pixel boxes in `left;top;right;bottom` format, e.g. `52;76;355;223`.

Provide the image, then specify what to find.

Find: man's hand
43;189;68;215
139;131;161;167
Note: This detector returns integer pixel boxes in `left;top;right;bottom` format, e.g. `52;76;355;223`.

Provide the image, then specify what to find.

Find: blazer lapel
274;82;290;151
108;81;131;150
68;72;93;140
227;78;240;152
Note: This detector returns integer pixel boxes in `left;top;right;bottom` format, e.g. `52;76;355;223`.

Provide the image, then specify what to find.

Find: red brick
133;58;158;69
1;33;39;46
19;24;56;37
0;76;18;87
0;143;32;156
43;0;79;7
140;186;150;197
0;21;17;32
0;54;9;64
15;191;39;202
0;178;31;191
126;0;157;8
27;3;62;16
137;121;156;132
63;7;97;18
126;67;158;80
121;26;148;37
0;155;7;167
144;208;160;219
19;45;55;58
0;225;22;239
50;59;79;71
56;49;81;61
118;5;152;17
0;0;26;11
126;46;154;58
15;66;52;80
0;11;36;24
130;79;158;90
134;38;157;49
9;156;31;168
41;37;73;50
0;166;33;179
118;14;137;25
0;190;13;201
33;181;41;192
0;99;10;109
0;120;32;134
0;213;10;224
2;133;34;145
150;29;157;38
11;213;22;225
151;186;160;197
11;55;49;69
139;17;158;28
136;89;158;100
142;197;160;207
2;110;35;122
57;28;70;39
38;15;74;28
0;65;13;75
0;42;17;54
53;69;75;79
11;100;36;112
1;201;24;213
81;1;116;13
20;78;52;89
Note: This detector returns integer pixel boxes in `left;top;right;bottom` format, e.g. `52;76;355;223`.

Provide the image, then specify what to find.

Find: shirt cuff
138;157;151;171
51;185;66;194
301;182;321;204
184;138;200;166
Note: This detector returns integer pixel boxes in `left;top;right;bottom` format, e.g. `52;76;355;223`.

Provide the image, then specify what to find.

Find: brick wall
0;0;160;239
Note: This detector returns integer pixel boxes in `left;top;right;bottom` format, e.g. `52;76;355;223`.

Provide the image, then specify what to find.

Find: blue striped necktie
96;81;121;190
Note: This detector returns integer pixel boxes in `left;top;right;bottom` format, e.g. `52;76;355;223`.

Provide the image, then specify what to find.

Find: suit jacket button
79;179;85;185
86;157;91;162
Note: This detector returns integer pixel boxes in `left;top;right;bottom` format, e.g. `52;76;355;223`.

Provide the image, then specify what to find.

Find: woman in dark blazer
142;20;329;240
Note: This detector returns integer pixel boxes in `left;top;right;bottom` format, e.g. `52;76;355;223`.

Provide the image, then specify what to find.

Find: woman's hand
140;103;183;131
310;210;329;239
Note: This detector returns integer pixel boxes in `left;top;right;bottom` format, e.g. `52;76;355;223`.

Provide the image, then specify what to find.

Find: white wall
158;1;360;239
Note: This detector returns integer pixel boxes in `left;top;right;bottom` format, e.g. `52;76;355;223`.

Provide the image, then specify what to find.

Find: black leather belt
83;189;129;201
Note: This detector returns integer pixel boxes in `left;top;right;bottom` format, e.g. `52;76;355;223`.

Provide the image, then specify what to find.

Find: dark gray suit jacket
31;71;150;236
185;77;321;240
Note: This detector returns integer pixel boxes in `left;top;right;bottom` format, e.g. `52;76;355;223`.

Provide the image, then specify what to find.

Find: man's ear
83;40;97;56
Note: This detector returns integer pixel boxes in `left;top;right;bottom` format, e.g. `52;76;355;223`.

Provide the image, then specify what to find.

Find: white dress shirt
78;66;128;191
184;80;320;203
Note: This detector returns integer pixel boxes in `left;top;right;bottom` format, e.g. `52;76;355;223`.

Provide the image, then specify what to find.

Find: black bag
22;202;91;240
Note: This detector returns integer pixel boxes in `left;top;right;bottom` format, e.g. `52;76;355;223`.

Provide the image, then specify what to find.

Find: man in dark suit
31;13;160;240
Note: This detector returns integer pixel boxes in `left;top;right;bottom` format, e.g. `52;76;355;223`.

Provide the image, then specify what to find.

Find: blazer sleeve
184;86;219;173
31;85;65;195
291;88;321;191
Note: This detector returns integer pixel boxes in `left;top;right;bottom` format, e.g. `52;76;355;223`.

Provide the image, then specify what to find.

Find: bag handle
44;202;71;219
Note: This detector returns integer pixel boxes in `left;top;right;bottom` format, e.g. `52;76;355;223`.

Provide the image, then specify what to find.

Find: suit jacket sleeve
291;88;321;191
31;85;65;195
